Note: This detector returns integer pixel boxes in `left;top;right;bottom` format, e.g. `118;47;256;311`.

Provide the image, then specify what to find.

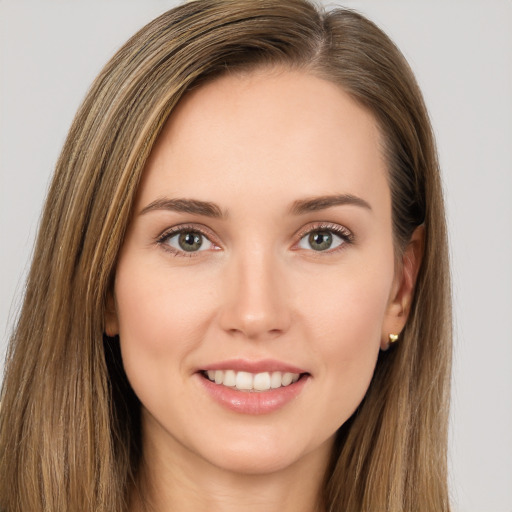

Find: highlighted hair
0;1;451;510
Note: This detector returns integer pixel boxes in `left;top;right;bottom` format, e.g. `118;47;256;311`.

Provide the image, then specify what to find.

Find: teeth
235;371;253;390
253;372;271;391
223;370;236;387
205;370;302;391
281;372;293;386
270;371;282;389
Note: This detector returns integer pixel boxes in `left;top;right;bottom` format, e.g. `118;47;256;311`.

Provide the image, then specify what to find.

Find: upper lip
200;358;309;374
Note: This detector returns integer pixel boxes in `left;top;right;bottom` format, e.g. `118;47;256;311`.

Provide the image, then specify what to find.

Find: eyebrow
139;198;225;218
139;193;371;219
289;194;372;215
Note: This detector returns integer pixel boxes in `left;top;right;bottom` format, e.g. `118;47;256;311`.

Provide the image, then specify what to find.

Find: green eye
163;230;214;253
297;227;348;252
178;232;203;251
308;231;334;251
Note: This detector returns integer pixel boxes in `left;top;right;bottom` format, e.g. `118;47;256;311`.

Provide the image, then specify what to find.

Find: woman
0;0;452;510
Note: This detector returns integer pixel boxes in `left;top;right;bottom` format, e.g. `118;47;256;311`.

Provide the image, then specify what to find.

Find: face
107;68;412;476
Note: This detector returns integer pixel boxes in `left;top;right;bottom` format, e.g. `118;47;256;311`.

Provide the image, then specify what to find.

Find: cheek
303;262;392;350
113;261;216;397
115;263;212;347
298;260;393;423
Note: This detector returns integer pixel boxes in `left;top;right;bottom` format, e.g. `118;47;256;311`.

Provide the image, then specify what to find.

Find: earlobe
381;225;425;350
104;291;119;337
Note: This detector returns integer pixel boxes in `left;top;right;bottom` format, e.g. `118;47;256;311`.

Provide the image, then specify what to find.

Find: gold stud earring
389;333;399;343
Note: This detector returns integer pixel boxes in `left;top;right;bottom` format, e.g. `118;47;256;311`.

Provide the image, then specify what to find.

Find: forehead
138;68;388;210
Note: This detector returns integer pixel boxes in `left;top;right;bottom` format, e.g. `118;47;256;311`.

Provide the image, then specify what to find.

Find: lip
196;358;311;415
200;358;308;374
196;372;310;415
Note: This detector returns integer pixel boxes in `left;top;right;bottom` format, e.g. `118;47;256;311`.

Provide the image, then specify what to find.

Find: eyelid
293;222;354;251
155;221;354;257
156;223;221;257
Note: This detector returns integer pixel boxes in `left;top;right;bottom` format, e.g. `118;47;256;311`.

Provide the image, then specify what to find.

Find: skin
106;68;422;512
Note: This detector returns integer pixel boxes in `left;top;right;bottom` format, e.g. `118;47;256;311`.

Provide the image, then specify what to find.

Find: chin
208;450;305;476
193;427;333;477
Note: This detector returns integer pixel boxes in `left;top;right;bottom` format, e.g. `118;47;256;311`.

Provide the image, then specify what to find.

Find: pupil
179;232;202;251
309;231;332;251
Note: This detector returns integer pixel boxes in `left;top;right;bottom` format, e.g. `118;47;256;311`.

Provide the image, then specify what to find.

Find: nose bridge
219;244;290;339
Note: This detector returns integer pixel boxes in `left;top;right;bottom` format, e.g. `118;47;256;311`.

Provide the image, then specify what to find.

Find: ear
104;290;119;337
381;225;425;350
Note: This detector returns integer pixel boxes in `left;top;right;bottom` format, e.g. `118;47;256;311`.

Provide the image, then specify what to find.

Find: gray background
1;1;511;510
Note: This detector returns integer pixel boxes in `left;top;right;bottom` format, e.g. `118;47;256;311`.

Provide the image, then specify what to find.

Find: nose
218;248;292;341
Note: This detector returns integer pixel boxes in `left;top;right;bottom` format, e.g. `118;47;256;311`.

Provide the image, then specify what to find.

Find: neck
130;418;332;512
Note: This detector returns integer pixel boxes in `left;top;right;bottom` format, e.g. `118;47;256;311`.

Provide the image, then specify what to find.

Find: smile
197;359;310;414
203;370;301;392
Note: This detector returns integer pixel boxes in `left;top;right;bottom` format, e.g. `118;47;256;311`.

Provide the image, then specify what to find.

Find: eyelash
156;224;219;257
156;222;354;258
295;223;355;252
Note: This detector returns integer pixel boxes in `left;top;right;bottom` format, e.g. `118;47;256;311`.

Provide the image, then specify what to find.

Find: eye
296;225;352;252
159;228;216;255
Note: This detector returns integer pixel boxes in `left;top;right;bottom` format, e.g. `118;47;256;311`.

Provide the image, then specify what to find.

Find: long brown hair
0;1;451;510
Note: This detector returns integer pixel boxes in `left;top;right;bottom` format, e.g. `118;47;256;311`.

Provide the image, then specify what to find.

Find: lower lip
197;373;309;415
